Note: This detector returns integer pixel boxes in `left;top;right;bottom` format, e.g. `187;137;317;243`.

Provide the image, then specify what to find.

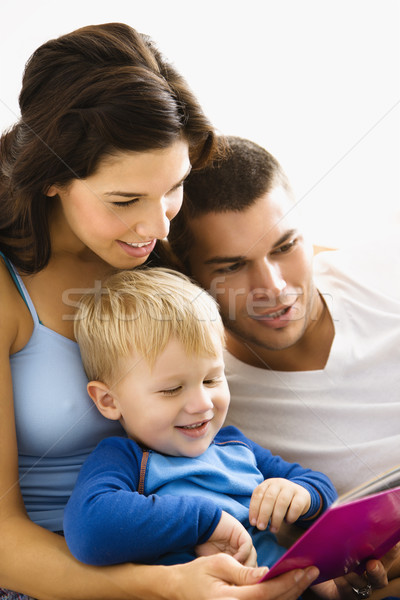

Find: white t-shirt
224;244;400;495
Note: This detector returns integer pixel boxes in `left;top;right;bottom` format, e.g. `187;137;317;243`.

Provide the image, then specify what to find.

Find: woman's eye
111;198;139;208
168;181;185;195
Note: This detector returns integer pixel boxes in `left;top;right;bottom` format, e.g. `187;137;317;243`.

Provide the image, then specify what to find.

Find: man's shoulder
313;240;400;301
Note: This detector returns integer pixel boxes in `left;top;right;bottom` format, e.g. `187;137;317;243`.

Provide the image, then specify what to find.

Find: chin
262;331;305;351
111;255;150;270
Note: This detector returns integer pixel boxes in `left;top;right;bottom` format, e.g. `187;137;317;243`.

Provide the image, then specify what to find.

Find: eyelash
214;239;298;273
111;198;140;208
160;378;222;396
272;238;298;254
215;262;244;275
111;182;185;209
203;378;222;387
161;386;182;396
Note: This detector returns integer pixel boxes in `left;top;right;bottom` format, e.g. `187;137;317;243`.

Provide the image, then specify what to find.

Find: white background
1;0;399;247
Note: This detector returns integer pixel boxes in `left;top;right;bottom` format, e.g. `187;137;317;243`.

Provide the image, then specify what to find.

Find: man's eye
215;262;243;274
273;239;297;254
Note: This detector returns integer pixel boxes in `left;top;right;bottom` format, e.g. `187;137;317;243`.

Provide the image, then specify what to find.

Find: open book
259;465;400;585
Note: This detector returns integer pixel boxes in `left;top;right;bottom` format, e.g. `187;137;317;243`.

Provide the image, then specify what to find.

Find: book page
335;465;400;505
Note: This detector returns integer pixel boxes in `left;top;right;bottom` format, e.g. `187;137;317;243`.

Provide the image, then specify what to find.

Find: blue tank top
2;254;124;531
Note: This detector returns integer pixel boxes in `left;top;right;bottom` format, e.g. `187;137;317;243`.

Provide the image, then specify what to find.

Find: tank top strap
0;251;40;325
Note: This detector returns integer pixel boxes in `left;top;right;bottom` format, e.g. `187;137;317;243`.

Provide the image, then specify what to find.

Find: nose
135;196;180;240
252;260;286;299
185;387;214;415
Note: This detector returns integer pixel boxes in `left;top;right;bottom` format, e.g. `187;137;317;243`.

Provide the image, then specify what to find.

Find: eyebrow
103;166;192;198
203;229;298;265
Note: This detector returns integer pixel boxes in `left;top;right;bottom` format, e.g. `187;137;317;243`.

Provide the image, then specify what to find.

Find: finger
285;493;308;524
241;545;258;568
233;538;255;565
365;559;388;588
337;571;374;599
375;541;400;571
216;556;270;587
254;567;320;600
224;561;319;600
269;491;292;532
249;484;269;526
262;480;292;529
256;500;276;530
251;489;276;530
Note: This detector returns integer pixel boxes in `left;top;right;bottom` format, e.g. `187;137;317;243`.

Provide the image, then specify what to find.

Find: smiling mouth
123;240;154;247
117;239;157;257
253;305;292;320
177;420;209;430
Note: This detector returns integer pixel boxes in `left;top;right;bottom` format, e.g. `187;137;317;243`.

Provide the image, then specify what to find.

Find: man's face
186;187;318;362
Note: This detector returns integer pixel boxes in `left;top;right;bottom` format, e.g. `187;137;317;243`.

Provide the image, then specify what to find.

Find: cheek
66;195;127;239
284;258;309;288
216;384;231;411
206;275;245;317
169;189;184;219
146;403;177;427
222;286;249;322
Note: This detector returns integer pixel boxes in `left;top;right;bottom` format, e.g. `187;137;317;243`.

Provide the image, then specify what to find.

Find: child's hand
249;478;311;533
195;510;258;567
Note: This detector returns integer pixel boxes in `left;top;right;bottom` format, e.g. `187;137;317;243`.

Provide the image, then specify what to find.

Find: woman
0;22;319;600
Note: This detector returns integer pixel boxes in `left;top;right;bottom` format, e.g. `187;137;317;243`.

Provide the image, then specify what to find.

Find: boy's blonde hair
74;268;225;383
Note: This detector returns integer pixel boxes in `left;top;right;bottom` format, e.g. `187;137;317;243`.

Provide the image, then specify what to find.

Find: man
168;136;400;497
168;136;400;597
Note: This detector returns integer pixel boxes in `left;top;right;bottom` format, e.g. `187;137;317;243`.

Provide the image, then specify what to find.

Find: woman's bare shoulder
0;257;33;354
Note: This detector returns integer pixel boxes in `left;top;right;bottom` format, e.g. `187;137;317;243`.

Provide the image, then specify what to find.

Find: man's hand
309;543;400;598
195;510;257;567
249;478;311;533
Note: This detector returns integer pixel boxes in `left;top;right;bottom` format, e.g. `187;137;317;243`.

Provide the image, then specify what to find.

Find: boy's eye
160;386;182;396
203;377;222;387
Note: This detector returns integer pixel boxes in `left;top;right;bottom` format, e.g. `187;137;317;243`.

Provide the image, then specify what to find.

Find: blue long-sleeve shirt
64;426;337;566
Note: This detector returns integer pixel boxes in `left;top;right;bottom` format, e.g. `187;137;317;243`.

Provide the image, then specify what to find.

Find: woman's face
48;139;191;268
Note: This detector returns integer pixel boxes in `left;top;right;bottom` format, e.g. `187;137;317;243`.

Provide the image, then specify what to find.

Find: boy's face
105;337;230;457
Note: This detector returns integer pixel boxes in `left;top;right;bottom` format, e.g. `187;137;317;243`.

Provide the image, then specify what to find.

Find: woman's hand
195;510;257;566
169;553;320;600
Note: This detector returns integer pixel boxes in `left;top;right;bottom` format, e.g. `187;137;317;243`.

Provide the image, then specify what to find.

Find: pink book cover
259;485;400;585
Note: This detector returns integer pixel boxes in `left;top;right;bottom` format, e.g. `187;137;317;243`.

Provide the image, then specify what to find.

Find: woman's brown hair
0;23;216;272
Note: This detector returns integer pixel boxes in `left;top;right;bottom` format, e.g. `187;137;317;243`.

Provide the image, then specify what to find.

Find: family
0;22;399;600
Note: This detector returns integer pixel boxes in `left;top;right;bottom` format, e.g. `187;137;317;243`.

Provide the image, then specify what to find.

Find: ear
87;381;122;421
46;184;61;197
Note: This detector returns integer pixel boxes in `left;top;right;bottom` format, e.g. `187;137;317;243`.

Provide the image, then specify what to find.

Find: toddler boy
64;268;337;567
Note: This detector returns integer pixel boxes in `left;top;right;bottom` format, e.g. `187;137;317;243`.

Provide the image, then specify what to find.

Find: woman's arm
0;268;167;599
1;516;319;600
